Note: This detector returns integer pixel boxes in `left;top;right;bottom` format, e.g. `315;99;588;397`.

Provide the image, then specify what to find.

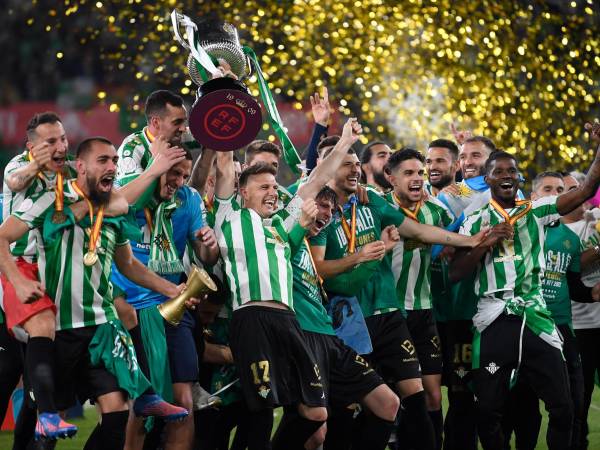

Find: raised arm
297;117;361;201
556;122;600;216
215;151;235;199
188;148;216;194
305;87;331;174
117;138;186;207
5;143;52;192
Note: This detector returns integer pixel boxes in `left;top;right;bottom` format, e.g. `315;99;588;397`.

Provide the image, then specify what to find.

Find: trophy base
189;78;262;152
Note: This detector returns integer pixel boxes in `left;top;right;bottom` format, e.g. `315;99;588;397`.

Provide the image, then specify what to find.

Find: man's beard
429;173;454;189
374;170;392;191
87;176;111;205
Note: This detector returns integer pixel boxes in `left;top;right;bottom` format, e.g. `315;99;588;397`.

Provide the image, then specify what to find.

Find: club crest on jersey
258;385;270;399
154;233;171;251
485;362;500;375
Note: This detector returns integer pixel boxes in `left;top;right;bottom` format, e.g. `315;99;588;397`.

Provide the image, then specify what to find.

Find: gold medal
52;210;67;224
72;181;105;269
83;251;98;266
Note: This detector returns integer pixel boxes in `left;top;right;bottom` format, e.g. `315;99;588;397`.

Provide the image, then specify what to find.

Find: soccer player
117;90;196;184
449;128;600;450
213;118;367;450
291;184;400;450
360;141;393;193
425;139;460;196
385;148;455;448
435;134;498;450
0;137;186;449
114;142;219;450
1;112;79;439
310;142;486;450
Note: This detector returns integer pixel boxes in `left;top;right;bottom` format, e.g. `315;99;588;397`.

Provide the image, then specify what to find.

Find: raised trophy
171;10;262;151
171;10;303;173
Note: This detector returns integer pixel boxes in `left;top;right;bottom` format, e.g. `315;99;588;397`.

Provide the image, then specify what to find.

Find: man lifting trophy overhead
171;10;302;172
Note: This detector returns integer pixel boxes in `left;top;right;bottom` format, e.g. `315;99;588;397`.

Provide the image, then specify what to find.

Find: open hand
357;240;386;262
310;87;331;126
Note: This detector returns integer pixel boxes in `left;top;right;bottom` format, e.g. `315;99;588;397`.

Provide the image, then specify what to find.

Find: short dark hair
76;136;114;159
244;140;282;164
428;138;459;160
239;162;277;188
315;185;338;211
317;135;340;157
484;150;518;174
463;135;496;153
532;171;563;192
145;90;184;122
360;141;388;164
321;144;355;160
26;111;62;140
385;147;425;173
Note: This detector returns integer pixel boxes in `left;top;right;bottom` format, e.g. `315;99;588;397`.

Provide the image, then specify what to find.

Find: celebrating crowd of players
0;84;599;450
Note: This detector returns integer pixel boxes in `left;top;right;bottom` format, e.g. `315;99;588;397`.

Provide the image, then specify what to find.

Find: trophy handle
171;10;220;78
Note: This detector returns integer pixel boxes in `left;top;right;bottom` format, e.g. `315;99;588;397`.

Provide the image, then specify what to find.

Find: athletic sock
399;391;436;450
25;337;56;413
94;411;129;450
244;408;274;450
12;400;37;450
324;405;355;450
428;409;443;450
271;406;325;450
354;413;395;450
128;325;155;395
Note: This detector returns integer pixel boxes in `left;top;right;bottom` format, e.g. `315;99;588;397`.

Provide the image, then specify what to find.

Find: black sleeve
567;271;594;303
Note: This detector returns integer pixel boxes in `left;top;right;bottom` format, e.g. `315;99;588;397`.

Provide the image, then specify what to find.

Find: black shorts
406;309;443;376
53;326;123;410
364;310;421;384
304;331;384;407
229;306;326;412
444;320;475;392
165;309;199;383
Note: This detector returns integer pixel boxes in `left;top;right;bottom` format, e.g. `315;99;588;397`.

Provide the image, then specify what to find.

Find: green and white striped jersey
385;194;453;310
13;181;129;331
3;151;76;262
214;195;303;311
116;127;199;185
460;196;562;348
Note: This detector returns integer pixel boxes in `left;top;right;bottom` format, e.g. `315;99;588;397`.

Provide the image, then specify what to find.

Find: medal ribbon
143;208;154;232
338;202;357;254
54;172;64;214
393;192;422;222
144;127;156;143
71;181;105;255
304;238;328;302
27;151;65;214
489;199;532;225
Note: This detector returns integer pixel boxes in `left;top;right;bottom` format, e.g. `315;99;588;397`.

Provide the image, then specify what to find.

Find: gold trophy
158;265;218;326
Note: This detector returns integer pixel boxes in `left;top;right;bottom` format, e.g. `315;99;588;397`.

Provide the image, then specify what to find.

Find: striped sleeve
12;190;56;229
4;153;28;177
532;196;560;226
117;136;147;184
